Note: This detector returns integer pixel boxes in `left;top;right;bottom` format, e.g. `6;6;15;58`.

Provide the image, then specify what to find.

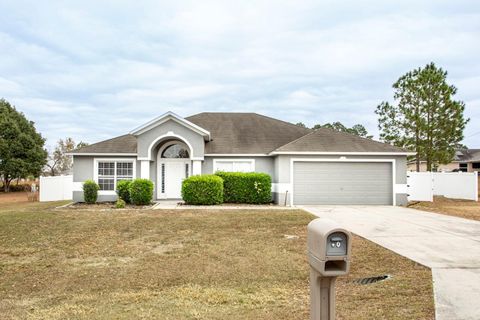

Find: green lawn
0;201;434;319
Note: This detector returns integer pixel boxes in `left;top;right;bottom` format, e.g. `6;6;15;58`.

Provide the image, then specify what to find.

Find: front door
158;160;190;199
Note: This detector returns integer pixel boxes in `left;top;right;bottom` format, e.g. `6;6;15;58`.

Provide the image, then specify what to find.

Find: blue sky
1;1;479;150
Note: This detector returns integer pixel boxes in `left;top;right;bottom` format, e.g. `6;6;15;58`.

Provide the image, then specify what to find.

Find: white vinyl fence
39;175;73;202
407;171;478;202
407;172;434;202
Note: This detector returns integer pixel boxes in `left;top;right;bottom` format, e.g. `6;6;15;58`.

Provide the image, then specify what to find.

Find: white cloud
0;0;479;147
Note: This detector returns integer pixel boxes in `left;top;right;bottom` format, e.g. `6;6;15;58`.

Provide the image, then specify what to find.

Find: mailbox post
307;218;352;320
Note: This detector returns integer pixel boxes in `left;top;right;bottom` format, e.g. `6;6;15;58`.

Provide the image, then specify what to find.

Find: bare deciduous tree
45;138;88;176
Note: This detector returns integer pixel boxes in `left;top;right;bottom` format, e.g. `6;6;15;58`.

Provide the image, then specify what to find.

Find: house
71;112;413;206
407;149;480;172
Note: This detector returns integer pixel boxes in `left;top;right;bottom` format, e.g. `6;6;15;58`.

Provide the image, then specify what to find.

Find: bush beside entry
116;180;132;203
129;179;154;205
215;172;272;204
83;180;99;204
115;198;126;208
182;175;223;205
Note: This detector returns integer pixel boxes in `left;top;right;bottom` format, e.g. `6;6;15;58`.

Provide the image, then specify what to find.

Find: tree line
296;121;373;139
0;99;88;192
0;62;469;191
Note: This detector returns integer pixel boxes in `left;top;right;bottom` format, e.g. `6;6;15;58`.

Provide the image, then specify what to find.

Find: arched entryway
156;140;191;199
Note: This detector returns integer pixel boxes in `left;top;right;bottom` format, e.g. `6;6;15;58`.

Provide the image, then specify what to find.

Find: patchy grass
0;202;434;319
410;196;480;221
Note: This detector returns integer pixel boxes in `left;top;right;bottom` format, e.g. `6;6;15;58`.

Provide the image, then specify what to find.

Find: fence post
475;171;478;202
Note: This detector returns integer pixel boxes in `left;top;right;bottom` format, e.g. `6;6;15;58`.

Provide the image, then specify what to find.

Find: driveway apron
300;205;480;320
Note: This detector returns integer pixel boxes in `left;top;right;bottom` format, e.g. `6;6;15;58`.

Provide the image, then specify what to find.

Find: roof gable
129;111;210;140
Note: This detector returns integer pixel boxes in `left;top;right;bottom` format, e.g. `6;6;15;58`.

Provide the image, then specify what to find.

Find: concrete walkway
300;205;480;320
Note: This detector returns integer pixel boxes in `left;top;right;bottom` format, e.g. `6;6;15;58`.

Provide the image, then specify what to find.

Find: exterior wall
136;119;205;159
274;154;408;206
202;156;275;178
439;163;460;172
273;156;280;182
468;163;480;172
272;156;286;205
202;156;276;204
73;192;118;203
407;161;461;172
72;155;139;202
73;156;94;182
149;144;160;198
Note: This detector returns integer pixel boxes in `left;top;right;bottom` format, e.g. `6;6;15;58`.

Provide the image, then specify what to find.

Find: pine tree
376;63;469;171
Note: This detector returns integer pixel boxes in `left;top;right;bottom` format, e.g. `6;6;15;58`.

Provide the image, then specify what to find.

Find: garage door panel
293;162;393;205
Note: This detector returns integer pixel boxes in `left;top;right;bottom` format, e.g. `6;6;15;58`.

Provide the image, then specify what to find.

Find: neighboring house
70;112;413;206
407;149;480;172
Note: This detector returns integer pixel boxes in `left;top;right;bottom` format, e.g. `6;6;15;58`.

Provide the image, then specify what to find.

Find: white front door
158;160;190;199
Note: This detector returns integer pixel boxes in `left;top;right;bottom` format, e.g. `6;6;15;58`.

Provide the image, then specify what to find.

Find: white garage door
293;162;393;205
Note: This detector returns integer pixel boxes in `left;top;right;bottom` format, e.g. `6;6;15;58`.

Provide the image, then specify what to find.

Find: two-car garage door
292;161;393;205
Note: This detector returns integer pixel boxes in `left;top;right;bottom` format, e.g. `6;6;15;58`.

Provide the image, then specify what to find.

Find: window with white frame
97;161;134;190
213;159;255;173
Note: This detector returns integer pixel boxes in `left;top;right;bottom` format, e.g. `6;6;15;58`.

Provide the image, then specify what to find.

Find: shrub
83;180;99;204
5;184;26;192
129;178;154;205
116;180;132;203
182;175;223;205
115;198;126;208
215;171;272;204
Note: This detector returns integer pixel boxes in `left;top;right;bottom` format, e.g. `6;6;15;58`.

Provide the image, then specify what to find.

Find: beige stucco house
407;149;480;172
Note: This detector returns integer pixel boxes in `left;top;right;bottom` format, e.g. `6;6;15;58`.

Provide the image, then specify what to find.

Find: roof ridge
188;112;253;116
253;113;313;133
187;112;312;133
273;130;318;152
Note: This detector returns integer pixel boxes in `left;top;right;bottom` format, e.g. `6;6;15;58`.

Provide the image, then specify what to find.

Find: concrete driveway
300;205;480;320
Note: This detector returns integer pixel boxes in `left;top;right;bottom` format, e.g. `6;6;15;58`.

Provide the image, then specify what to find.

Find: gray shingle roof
73;134;137;154
72;113;409;155
454;149;480;162
273;127;408;153
186;112;312;154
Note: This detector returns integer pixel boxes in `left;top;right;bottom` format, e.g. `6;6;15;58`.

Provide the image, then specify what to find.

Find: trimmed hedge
182;175;223;205
83;180;99;204
215;171;272;204
129;179;154;205
116;180;132;203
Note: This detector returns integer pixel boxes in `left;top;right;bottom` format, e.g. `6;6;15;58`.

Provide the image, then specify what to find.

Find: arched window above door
161;144;189;158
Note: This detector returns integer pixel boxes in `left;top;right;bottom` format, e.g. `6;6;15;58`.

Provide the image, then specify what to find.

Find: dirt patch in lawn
0;192;30;204
69;202;154;210
410;196;480;221
0;203;434;320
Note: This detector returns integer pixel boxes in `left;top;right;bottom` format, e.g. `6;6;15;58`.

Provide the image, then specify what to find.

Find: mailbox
307;218;352;320
307;218;351;277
